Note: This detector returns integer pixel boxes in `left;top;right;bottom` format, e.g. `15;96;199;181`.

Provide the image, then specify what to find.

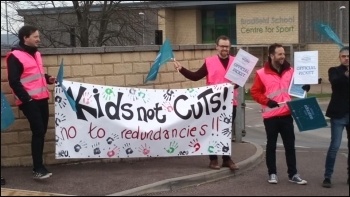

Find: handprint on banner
178;150;189;156
55;135;63;147
128;88;138;101
55;113;66;127
163;89;175;101
189;138;201;153
219;113;232;124
106;133;119;145
82;92;93;104
107;146;120;158
92;142;101;155
138;143;151;156
102;88;115;101
186;88;198;98
162;102;174;112
164;141;178;154
74;140;87;152
207;140;220;154
138;91;150;103
222;127;232;137
218;142;230;153
123;143;134;155
55;95;67;109
214;85;223;91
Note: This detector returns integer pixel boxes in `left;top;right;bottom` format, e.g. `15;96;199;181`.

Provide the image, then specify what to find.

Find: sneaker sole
268;180;278;184
289;180;307;185
33;171;53;177
33;174;51;180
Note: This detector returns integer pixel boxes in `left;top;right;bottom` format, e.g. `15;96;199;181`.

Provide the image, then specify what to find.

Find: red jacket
250;60;293;118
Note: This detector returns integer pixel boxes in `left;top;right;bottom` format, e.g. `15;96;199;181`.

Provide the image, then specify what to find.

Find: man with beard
250;43;309;185
173;35;239;171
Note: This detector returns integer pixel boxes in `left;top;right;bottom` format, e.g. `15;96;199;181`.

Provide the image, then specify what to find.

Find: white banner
54;81;234;159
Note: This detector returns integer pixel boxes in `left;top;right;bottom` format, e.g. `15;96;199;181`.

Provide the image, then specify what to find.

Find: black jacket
325;65;349;118
7;43;52;104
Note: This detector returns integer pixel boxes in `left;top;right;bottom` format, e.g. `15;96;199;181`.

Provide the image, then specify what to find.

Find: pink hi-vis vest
256;67;293;119
6;50;50;106
205;55;239;106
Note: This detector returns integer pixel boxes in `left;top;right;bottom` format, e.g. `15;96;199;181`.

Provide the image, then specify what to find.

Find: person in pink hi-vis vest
6;25;56;180
173;35;239;171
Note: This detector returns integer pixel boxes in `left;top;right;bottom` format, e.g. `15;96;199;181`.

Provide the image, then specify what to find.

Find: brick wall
159;9;201;45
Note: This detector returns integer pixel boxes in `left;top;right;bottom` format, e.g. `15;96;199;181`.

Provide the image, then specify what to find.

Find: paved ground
1;141;263;196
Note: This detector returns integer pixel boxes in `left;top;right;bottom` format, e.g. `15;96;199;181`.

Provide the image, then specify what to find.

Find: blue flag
1;91;15;131
145;39;174;83
57;59;77;112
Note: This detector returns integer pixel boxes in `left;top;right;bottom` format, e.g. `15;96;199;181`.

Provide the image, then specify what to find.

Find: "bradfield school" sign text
240;16;295;33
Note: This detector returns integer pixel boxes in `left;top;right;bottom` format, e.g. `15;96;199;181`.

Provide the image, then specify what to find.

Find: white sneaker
268;174;278;184
289;174;307;185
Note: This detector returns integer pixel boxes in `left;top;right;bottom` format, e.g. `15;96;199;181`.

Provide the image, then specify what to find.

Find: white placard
294;51;319;84
225;49;258;87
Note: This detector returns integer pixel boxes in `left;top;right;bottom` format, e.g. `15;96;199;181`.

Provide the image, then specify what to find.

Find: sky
1;1;24;34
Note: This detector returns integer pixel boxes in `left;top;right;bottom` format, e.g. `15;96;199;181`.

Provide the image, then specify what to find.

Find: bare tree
1;1;168;47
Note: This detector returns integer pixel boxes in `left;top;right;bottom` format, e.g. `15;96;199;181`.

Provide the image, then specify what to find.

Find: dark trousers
347;125;349;177
209;106;236;162
263;115;297;178
19;99;49;171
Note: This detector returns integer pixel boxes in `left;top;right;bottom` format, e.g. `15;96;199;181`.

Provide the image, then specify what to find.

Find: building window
202;5;236;44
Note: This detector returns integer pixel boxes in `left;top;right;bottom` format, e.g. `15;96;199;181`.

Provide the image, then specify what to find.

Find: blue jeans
324;113;349;179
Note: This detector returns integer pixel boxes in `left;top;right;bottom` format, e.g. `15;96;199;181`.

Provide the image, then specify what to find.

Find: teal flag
1;91;15;131
314;22;344;48
57;59;77;112
145;39;174;83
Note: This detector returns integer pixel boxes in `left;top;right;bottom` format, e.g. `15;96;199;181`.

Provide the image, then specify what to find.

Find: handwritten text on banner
54;82;234;159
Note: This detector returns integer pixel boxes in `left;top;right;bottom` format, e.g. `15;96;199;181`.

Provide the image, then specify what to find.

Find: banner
55;82;234;159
